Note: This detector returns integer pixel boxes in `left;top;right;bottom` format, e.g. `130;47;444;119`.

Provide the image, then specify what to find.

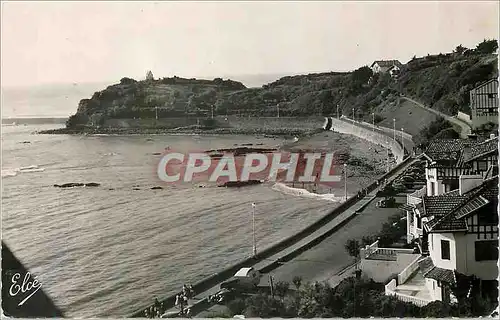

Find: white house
370;60;403;76
422;137;497;196
389;175;499;305
469;79;499;129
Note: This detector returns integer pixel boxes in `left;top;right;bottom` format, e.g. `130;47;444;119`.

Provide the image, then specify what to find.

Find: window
478;161;488;171
449;180;459;191
417;216;422;229
475;240;499;261
488;93;494;99
430;183;435;196
441;240;451;260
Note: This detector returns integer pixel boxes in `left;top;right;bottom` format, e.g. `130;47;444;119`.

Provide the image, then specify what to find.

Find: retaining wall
457;111;473;126
104;116;324;131
328;117;405;163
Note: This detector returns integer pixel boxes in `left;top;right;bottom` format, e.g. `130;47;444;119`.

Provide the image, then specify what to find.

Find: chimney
459;175;483;195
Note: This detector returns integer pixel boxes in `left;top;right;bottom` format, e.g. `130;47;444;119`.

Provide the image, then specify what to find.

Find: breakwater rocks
205;147;277;157
218;180;262;188
38;127;317;137
53;182;101;188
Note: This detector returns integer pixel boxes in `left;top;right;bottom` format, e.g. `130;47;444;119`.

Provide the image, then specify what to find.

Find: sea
1;124;348;317
1;76;345;317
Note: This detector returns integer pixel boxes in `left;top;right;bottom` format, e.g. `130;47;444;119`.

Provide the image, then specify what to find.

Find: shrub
475;39;498;54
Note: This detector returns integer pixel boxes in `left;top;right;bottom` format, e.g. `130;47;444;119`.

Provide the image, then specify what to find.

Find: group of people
143;298;165;318
142;284;195;319
175;284;195;317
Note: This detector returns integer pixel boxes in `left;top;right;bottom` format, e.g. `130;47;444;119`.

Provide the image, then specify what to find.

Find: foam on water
271;182;345;202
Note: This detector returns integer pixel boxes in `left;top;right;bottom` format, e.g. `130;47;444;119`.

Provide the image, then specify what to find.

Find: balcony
385;256;434;307
407;186;426;205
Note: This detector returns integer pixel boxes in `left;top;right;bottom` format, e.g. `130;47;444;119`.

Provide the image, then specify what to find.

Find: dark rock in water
133;188;141;190
54;183;84;188
85;182;100;187
218;180;262;188
21;141;31;144
151;186;163;190
152;152;162;155
108;188;115;190
241;143;253;146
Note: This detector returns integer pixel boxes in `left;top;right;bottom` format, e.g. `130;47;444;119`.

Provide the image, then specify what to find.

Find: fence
407;186;426;205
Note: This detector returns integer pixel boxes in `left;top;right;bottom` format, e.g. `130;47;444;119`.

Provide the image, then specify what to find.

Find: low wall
328;117;405;163
359;120;413;141
398;255;421;285
104;116;324;131
457;111;472;126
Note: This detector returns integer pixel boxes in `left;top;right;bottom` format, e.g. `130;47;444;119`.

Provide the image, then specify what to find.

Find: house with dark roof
422;137;497;196
370;60;403;76
469;79;498;129
404;137;497;250
388;175;498;305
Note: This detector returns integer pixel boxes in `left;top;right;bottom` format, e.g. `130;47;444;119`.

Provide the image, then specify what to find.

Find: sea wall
328;117;405;163
103;116;324;131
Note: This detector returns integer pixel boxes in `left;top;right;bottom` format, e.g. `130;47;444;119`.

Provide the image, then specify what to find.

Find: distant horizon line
1;68;355;89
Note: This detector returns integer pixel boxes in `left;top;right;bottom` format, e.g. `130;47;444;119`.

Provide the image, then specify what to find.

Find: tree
454;44;467;55
351;66;373;88
120;77;137;85
146;70;154;81
475;39;498;54
292;276;302;290
273;281;290;301
344;239;361;261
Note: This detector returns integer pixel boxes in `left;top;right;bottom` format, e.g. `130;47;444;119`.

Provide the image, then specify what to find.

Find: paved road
401;96;472;138
166;157;418;317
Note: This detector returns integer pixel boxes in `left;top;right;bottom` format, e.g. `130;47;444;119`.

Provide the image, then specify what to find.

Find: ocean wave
271;182;344;202
2;165;45;178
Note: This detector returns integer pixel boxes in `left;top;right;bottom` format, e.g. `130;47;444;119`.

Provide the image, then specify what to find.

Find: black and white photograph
1;1;499;318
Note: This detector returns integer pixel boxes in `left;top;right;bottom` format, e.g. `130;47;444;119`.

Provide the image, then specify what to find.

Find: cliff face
66;51;497;129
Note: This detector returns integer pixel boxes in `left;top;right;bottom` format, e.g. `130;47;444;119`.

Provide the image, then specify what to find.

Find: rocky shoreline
38;126;321;137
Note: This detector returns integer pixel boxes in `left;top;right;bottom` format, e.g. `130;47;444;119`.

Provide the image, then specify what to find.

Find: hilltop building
146;70;154;81
370;60;403;77
469;79;499;129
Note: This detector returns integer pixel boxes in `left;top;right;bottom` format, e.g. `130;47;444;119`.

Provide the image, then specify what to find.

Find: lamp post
155;106;158;120
211;105;214;119
277;103;280;118
352;108;355;121
393;118;396;141
401;128;405;156
344;164;348;201
252;202;257;256
372;113;375;132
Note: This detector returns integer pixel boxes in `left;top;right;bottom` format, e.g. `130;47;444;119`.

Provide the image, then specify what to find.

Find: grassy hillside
66;40;498;132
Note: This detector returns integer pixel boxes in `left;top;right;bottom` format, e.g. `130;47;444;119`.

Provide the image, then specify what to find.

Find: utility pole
352;108;355;121
252;203;257;256
372;113;375;132
401;128;405;156
155;106;158;120
337;104;339;119
344;164;348;201
211;105;214;119
393;118;396;141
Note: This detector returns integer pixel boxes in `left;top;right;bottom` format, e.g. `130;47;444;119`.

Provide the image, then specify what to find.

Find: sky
1;1;499;87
